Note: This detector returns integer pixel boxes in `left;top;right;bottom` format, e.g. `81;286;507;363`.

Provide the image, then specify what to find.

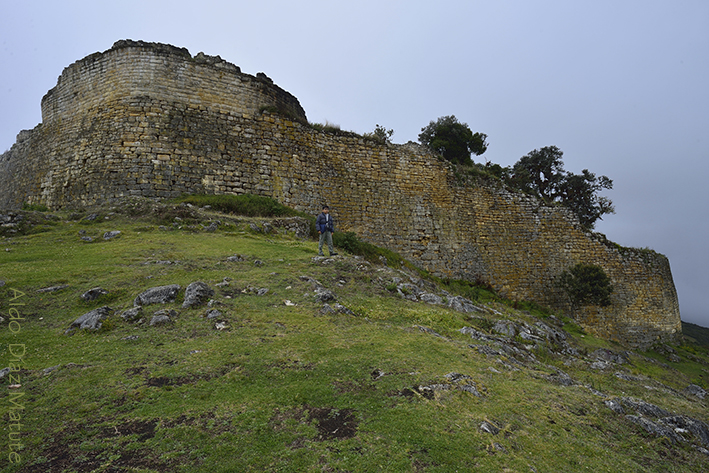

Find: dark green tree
511;145;565;202
557;169;614;229
558;263;613;307
511;146;614;229
418;115;488;165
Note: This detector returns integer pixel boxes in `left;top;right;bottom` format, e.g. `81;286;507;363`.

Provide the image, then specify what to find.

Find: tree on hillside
511;146;614;229
418;115;488;165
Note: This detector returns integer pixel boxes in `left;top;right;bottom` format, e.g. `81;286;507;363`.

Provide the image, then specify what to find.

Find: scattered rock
103;230;121;240
154;308;179;317
419;293;443;305
320;304;336;315
81;287;108;301
614;372;643;382
445;372;472;382
120;307;143;321
81;236;93;242
68;306;113;331
492;321;517;338
626;415;683;443
397;282;422;301
416;384;452;399
205;309;222;319
474;345;502;357
314;287;335;303
590;348;628;365
215;321;229;330
546;368;575;386
479;421;500;435
459;326;497;342
489;442;507;454
203;221;219;232
415;325;446;339
227;255;245;262
216;277;231;287
43;365;61;375
590;360;612;370
149;315;172;326
332;303;356;316
661;416;709;446
371;369;385;381
684;384;707;400
0;367;11;379
620;397;673;418
604;399;625;414
447;296;484;313
534;321;569;345
182;281;215;308
37;284;70;293
134;284;181;306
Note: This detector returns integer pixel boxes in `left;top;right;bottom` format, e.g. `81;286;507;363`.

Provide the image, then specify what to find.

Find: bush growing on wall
559;263;613;307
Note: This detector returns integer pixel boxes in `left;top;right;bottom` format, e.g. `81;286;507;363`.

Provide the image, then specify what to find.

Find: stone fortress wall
0;40;681;348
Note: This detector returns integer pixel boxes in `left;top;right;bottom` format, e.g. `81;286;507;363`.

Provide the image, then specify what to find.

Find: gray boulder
492;321;517;338
479;421;500;435
69;306;113;330
153;309;179;319
419;293;443;305
314;287;335;303
620;397;673;418
149;315;172;326
590;348;628;364
320;304;336;315
604;399;625;414
103;231;121;240
134;284;181;306
626;415;683;443
447;296;483;313
661;416;709;446
182;281;215;308
81;287;108;301
120;307;143;322
684;384;707;400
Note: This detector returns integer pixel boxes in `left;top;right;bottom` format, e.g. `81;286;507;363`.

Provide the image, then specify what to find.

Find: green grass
1;199;708;472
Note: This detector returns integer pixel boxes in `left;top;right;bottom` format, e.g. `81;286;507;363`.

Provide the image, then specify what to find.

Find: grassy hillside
1;197;708;472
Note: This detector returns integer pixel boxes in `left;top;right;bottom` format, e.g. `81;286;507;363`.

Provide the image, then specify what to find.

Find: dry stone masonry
0;40;681;348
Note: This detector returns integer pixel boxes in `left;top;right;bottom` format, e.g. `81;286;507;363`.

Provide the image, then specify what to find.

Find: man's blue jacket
316;212;335;233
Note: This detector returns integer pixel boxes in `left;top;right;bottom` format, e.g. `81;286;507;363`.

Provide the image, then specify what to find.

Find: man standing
316;205;338;256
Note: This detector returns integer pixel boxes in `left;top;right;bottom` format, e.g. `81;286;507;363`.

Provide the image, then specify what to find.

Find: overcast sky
2;1;708;327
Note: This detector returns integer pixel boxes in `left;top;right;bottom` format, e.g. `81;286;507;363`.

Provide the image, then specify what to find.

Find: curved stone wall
0;41;681;348
40;40;306;125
